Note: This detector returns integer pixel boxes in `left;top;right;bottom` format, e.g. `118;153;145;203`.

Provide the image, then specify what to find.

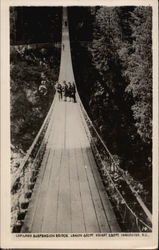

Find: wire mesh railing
76;92;152;232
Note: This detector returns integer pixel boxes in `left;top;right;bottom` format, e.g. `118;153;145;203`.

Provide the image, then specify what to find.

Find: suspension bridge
11;7;152;233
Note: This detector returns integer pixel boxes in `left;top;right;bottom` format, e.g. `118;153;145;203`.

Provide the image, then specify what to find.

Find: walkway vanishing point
19;7;121;233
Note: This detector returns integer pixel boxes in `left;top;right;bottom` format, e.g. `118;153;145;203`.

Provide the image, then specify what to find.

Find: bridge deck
21;100;120;233
21;7;120;233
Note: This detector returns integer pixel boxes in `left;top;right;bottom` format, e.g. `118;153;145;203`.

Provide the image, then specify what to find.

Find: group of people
55;80;76;103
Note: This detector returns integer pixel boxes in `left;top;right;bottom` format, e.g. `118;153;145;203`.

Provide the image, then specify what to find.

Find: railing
11;95;57;232
76;92;152;232
11;95;57;191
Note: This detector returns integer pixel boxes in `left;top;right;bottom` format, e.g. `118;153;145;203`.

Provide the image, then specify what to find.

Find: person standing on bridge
63;43;65;51
71;81;76;103
62;81;68;101
55;81;62;101
68;82;72;102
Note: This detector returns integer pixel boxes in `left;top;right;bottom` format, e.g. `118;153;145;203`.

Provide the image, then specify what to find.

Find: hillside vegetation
68;6;152;209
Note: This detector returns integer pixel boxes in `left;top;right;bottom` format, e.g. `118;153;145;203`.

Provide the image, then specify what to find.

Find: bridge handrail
11;94;57;191
76;92;152;231
78;96;152;222
93;142;152;231
76;93;121;164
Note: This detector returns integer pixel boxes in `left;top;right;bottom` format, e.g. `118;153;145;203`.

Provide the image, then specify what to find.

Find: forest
10;6;152;211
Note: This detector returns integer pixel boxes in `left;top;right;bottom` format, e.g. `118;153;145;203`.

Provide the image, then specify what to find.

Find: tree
69;5;152;208
91;7;131;152
10;47;60;151
10;7;17;44
125;7;152;144
10;7;62;45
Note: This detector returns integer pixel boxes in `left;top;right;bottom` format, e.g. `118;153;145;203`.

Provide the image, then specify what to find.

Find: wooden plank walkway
21;7;120;233
21;101;120;233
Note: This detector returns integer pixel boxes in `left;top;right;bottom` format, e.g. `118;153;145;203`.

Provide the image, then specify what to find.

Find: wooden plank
86;148;121;232
67;102;85;232
21;148;50;233
69;148;85;232
41;102;66;232
81;147;111;232
41;149;62;232
76;104;110;233
56;148;71;233
56;103;71;233
21;102;61;233
30;114;59;232
75;147;99;233
31;148;55;232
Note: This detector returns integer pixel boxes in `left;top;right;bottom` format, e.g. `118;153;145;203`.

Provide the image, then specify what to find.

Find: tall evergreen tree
91;7;131;153
125;7;152;144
